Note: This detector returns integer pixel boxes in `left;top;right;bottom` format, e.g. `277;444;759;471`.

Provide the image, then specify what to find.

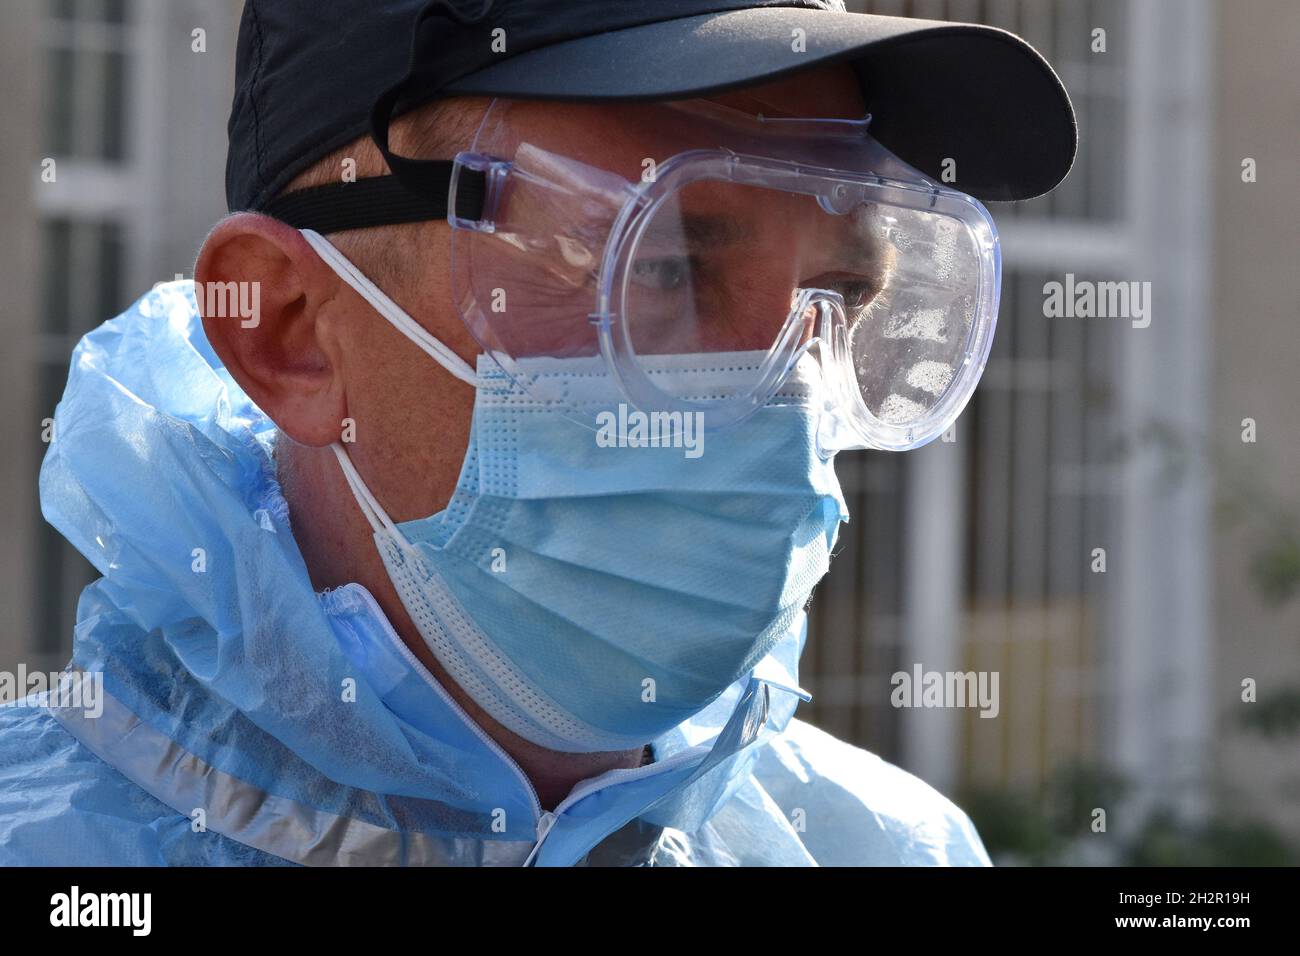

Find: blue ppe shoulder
0;702;294;867
750;718;993;866
0;700;988;867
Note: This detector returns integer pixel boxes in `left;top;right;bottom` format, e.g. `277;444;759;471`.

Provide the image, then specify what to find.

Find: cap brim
442;9;1076;202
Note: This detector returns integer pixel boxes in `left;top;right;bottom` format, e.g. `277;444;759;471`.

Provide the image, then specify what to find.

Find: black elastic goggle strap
265;0;494;235
261;169;485;234
367;1;496;210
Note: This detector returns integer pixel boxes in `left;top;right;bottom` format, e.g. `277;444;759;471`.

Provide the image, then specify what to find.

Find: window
34;0;136;662
43;0;130;163
807;0;1135;790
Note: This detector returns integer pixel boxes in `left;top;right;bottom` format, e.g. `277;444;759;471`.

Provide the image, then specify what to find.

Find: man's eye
819;278;877;311
631;256;691;292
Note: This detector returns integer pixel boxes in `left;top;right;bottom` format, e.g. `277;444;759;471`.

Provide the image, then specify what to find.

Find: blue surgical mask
307;231;849;753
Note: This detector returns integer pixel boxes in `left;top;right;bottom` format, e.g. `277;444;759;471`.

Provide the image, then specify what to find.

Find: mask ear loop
299;229;472;563
299;228;478;387
330;443;424;565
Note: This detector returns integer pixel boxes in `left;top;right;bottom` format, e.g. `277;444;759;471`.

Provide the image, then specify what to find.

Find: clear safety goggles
446;97;1001;452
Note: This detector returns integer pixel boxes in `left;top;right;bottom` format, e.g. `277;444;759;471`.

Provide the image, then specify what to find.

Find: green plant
960;762;1300;866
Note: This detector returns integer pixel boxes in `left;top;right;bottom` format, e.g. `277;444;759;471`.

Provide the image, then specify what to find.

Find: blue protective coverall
0;283;991;867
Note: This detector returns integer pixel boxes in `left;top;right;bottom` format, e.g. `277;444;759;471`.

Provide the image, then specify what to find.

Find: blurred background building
0;0;1296;864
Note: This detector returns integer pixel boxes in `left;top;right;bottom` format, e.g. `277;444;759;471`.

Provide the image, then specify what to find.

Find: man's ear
195;214;347;447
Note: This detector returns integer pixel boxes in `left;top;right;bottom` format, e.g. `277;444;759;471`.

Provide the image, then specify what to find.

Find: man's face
331;64;865;523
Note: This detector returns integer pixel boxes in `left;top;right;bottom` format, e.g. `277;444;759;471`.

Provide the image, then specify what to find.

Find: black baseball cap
227;0;1076;226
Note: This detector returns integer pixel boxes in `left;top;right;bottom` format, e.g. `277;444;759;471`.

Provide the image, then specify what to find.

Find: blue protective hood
36;281;810;866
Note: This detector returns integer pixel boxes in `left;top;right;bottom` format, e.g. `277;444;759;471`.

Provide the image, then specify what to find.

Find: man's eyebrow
637;204;891;271
840;222;889;265
639;212;753;249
